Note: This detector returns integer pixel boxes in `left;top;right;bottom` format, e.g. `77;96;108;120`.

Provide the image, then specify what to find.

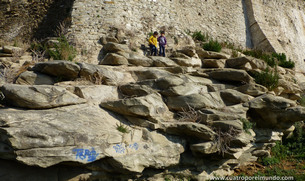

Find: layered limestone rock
0;40;305;180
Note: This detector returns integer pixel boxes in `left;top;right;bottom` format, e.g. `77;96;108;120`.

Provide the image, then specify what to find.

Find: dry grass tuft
178;104;201;123
214;126;241;157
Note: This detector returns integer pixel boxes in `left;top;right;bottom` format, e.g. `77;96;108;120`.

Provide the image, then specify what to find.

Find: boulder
161;82;208;97
100;36;119;45
2;46;24;57
235;83;268;97
199;104;248;123
106;36;119;43
277;79;301;94
196;48;230;59
99;53;129;65
164;122;216;141
230;132;254;147
226;56;267;70
78;63;135;85
15;71;55;85
0;84;86;109
190;142;218;156
177;46;197;57
211;120;243;132
202;59;226;68
0;104;184;171
170;52;192;59
132;68;174;81
96;129;184;173
245;94;305;129
254;129;284;143
127;53;153;67
220;89;253;106
100;93;169;118
103;42;129;53
150;56;179;67
184;74;214;84
155;76;184;89
207;83;236;92
166;93;225;111
172;57;202;67
208;69;254;83
119;84;156;97
74;85;119;104
31;60;80;80
251;150;270;157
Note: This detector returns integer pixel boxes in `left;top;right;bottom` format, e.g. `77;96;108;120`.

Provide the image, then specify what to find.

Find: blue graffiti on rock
113;144;125;153
113;143;139;153
72;148;99;162
129;142;139;150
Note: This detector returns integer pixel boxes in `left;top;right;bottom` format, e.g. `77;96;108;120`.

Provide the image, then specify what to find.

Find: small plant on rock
272;52;295;69
192;31;207;42
254;67;279;90
231;49;239;58
240;118;254;134
48;35;77;61
202;39;222;52
116;122;130;133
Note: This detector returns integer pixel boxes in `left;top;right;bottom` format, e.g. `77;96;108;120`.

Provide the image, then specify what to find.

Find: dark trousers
150;44;157;56
159;45;165;57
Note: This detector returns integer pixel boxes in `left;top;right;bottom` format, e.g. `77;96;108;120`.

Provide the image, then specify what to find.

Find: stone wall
1;0;304;70
246;0;305;71
69;0;305;71
69;0;249;61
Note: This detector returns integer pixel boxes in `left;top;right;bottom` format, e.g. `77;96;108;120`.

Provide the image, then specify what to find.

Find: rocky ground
0;39;305;181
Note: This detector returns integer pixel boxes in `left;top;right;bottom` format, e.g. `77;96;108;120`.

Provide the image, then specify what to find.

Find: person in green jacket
148;31;158;56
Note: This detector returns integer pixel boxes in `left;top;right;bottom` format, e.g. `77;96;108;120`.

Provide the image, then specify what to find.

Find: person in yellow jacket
148;31;158;56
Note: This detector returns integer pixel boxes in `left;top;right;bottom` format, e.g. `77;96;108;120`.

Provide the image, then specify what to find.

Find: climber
148;31;158;56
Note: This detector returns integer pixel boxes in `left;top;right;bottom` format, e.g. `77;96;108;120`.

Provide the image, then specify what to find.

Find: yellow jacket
148;35;158;47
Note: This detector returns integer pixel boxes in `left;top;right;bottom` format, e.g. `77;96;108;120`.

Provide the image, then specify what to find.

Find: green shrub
283;122;305;159
202;40;222;52
272;52;286;62
116;123;129;133
192;31;207;42
240;118;254;134
270;141;290;160
254;68;279;90
243;49;277;67
30;41;47;52
261;157;280;166
278;59;295;69
48;36;77;61
272;52;295;69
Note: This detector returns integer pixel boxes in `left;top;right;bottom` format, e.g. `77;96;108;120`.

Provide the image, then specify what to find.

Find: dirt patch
0;0;74;42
